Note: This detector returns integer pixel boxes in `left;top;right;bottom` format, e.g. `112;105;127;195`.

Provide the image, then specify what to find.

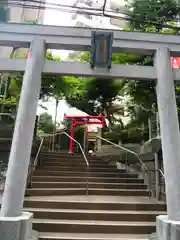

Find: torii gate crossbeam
0;23;180;80
0;22;180;55
0;23;179;240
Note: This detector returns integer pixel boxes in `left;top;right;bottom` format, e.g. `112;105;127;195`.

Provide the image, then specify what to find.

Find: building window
0;3;8;22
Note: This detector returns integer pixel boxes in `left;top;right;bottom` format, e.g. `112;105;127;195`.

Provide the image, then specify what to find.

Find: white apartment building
9;0;45;24
0;0;45;100
72;0;126;29
109;0;127;28
0;0;45;58
68;0;125;59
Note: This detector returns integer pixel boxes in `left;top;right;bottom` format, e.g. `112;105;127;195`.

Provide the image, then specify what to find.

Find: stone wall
95;138;166;201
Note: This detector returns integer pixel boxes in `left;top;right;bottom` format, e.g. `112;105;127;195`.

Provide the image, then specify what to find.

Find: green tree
1;51;69;116
125;0;180;31
66;77;125;128
66;52;131;128
6;51;67;101
38;113;55;134
120;0;180;134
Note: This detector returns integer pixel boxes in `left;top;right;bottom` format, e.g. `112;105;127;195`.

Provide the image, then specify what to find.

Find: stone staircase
24;152;166;240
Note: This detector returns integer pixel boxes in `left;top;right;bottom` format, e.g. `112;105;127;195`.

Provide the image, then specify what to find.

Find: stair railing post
86;166;89;195
48;136;51;152
58;134;61;152
97;127;102;150
125;151;128;171
148;117;152;140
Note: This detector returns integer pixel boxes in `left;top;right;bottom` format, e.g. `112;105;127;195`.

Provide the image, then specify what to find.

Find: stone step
41;157;106;162
26;153;166;238
38;232;149;240
43;162;116;168
32;176;144;184
31;182;147;190
23;197;166;211
39;167;126;173
25;188;149;196
42;158;85;162
41;152;82;155
42;160;108;165
41;153;82;156
24;208;165;222
32;219;155;234
33;170;138;178
41;153;99;159
44;159;109;162
41;156;94;160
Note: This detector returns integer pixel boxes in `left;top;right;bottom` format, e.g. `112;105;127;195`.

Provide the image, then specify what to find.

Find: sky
43;0;75;60
37;0;86;123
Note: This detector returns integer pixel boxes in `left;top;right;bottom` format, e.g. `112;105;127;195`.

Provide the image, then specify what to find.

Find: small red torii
26;49;30;59
64;114;105;153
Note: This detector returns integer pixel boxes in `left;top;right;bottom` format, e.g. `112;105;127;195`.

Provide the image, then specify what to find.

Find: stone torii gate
0;23;180;240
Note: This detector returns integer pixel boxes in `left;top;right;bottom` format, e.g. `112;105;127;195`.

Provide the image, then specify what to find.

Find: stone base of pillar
155;215;180;240
0;212;38;240
148;232;158;240
30;230;39;240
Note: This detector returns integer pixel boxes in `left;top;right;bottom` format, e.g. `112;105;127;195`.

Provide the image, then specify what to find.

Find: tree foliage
6;51;68;103
98;0;180;142
0;51;71;122
66;52;138;128
104;123;149;143
122;0;180;128
66;76;125;127
38;113;55;134
125;0;180;31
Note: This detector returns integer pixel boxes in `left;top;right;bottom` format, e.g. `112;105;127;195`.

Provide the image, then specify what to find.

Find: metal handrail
157;168;165;179
28;131;89;195
63;132;89;167
0;113;15;118
148;168;165;179
27;138;44;188
56;131;89;195
33;138;44;167
43;131;89;169
148;168;165;200
0;113;16;123
96;135;152;195
96;136;148;170
157;169;166;199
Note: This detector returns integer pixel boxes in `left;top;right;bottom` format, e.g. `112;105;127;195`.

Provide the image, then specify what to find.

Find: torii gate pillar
155;47;180;239
0;38;45;240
